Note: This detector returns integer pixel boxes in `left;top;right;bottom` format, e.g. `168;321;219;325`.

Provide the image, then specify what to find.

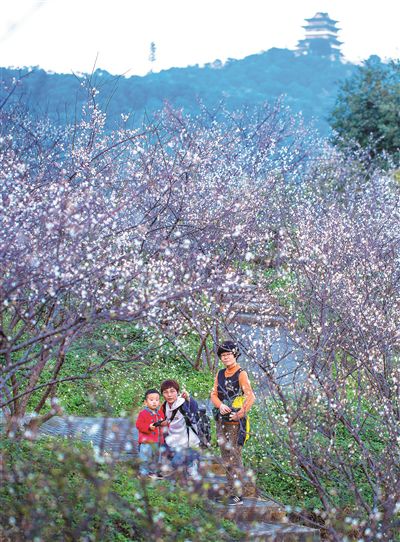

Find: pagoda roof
303;23;340;30
298;37;343;47
302;26;340;35
305;12;338;24
302;31;342;39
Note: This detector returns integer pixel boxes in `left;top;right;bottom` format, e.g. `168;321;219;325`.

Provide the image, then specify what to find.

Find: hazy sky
1;0;399;76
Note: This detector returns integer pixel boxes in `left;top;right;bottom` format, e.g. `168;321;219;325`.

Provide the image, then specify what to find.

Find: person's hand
229;409;244;421
181;389;190;401
219;403;231;415
160;420;169;427
149;423;156;431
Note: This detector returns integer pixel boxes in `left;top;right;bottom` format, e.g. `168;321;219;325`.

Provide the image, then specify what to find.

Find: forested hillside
1;47;356;133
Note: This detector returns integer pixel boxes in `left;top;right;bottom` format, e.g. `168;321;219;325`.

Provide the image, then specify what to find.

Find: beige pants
216;419;245;497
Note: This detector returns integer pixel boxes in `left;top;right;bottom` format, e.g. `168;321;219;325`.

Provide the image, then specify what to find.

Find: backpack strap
168;406;180;423
179;405;199;440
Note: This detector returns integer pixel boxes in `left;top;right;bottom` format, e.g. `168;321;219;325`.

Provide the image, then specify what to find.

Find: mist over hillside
2;47;357;134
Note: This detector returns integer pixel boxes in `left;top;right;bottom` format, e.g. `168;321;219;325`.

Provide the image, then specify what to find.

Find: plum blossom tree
0;80;319;431
139;101;321;368
0;89;217;428
235;168;400;541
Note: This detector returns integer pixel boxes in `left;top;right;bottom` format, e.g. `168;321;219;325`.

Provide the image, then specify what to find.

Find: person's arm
181;388;190;401
135;411;153;433
210;374;222;408
187;396;198;412
231;371;255;420
211;373;231;414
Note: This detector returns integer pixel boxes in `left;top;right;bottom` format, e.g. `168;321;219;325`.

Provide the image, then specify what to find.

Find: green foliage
263;267;296;310
330;56;400;164
0;436;242;542
243;403;321;509
244;396;390;517
112;466;244;541
28;323;215;417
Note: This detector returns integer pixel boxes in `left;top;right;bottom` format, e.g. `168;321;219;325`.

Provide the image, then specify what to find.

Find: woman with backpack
211;341;255;505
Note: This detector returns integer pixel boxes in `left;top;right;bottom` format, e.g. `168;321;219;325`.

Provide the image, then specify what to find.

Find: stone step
0;414;139;456
239;521;321;542
216;497;286;523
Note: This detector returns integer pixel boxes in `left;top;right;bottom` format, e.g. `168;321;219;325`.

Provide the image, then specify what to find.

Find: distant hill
1;48;357;134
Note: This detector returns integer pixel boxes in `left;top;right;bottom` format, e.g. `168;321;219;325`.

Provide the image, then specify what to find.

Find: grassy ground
28;324;215;417
0;436;244;542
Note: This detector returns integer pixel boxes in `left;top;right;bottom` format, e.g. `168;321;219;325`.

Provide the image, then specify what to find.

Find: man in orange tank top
211;340;255;505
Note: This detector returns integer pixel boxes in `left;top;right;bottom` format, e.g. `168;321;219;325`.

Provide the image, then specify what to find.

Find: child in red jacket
135;388;168;478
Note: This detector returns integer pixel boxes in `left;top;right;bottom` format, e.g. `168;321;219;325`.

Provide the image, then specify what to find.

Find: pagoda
297;12;342;60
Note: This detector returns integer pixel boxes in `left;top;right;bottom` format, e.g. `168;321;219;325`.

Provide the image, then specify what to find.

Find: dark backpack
195;405;212;449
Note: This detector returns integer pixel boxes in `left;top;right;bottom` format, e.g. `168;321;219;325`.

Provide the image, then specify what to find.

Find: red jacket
135;407;165;444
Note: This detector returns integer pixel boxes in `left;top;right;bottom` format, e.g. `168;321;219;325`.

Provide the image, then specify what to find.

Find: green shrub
28;323;215;417
0;435;243;541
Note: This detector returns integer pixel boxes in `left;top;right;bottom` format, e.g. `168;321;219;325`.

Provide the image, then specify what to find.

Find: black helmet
217;340;240;359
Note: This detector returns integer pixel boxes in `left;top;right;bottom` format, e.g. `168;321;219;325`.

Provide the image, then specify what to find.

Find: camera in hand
221;407;240;422
153;420;164;427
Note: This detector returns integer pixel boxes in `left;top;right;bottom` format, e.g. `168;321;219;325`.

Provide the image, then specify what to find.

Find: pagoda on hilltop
297;12;342;60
